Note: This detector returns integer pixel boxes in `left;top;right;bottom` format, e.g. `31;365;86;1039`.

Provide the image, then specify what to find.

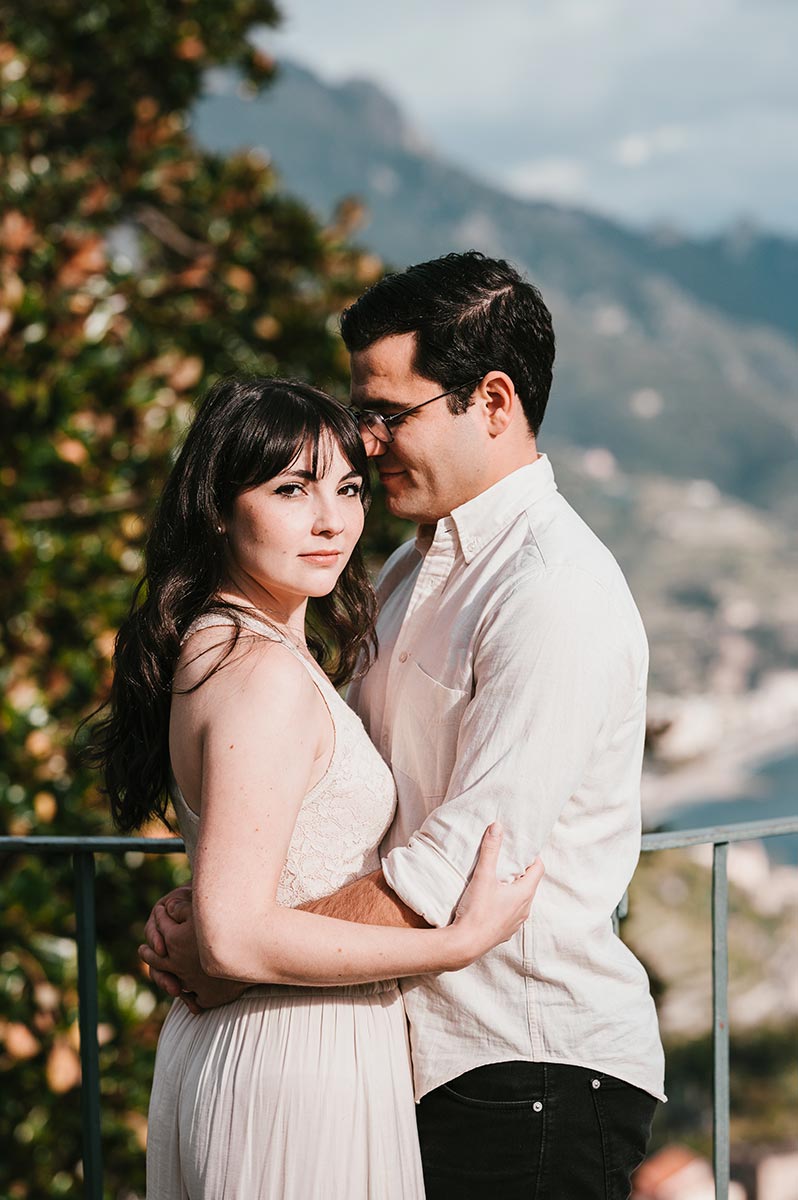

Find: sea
650;748;798;866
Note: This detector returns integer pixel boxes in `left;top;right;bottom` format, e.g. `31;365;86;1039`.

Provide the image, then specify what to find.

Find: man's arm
382;566;641;927
300;869;429;927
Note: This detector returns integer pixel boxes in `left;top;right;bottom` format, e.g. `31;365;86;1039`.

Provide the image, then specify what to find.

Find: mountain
192;62;798;515
190;62;798;700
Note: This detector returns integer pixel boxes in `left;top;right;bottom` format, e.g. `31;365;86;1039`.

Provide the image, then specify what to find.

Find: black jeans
416;1061;657;1199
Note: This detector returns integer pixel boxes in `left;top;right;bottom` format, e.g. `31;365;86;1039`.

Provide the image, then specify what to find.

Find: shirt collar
448;455;557;564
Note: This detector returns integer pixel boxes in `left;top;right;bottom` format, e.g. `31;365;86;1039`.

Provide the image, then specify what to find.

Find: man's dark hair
340;250;555;435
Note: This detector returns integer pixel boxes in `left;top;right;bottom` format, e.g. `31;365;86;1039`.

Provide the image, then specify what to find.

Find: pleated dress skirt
146;980;425;1199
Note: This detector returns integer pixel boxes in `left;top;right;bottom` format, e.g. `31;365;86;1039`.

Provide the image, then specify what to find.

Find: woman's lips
299;551;342;564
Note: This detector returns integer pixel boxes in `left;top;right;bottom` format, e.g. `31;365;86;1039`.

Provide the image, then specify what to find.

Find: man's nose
360;427;387;457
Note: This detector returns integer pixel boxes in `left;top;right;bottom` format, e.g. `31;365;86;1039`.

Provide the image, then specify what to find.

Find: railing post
74;851;103;1200
612;889;629;935
712;841;730;1200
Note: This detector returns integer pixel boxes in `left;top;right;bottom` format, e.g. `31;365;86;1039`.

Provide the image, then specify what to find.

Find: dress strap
235;611;335;690
182;609;335;693
174;608;339;820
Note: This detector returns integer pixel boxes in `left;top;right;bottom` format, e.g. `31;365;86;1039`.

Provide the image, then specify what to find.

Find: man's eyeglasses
350;377;483;445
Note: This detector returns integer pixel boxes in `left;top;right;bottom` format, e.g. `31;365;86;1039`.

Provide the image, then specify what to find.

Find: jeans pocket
591;1075;658;1200
418;1069;547;1195
442;1061;546;1108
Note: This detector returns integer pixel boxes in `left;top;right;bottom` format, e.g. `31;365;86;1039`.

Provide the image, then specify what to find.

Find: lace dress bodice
170;612;397;909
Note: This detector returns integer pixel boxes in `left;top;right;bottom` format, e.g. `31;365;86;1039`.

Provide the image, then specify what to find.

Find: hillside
193;62;798;515
190;61;798;701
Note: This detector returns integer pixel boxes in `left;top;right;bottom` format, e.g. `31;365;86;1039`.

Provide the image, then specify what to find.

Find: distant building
633;1146;745;1199
634;1145;798;1200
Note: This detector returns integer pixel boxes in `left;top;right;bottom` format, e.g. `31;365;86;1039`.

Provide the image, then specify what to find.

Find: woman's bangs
213;379;369;503
287;405;369;488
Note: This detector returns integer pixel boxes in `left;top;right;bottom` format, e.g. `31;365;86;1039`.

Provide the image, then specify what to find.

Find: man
142;251;664;1198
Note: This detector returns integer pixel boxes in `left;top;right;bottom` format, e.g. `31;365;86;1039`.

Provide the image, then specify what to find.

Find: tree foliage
0;3;393;1194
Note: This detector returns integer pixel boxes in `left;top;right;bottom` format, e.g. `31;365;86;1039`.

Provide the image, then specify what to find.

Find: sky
263;0;798;238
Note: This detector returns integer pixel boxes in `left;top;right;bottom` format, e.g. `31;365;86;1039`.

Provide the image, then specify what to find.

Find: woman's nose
312;499;347;535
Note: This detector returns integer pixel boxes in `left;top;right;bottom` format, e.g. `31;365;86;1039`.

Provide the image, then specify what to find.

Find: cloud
612;126;691;169
263;0;798;234
504;157;589;202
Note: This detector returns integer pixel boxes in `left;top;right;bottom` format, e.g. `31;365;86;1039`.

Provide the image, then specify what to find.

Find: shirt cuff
382;837;467;928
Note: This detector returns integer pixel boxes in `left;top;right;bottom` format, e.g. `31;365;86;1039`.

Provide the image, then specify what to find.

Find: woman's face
223;435;366;609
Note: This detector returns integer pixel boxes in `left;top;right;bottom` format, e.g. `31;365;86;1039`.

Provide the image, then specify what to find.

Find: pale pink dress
145;614;425;1199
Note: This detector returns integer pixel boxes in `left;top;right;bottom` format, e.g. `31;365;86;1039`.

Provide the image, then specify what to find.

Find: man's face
349;333;485;524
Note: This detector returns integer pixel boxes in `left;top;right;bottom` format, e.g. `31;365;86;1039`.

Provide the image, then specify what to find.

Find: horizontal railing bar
0;836;185;854
642;816;798;850
2;817;796;858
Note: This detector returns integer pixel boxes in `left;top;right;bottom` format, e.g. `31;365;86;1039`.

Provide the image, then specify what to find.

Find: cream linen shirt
348;456;665;1103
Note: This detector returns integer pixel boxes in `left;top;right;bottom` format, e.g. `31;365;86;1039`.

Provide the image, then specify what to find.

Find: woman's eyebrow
279;468;363;483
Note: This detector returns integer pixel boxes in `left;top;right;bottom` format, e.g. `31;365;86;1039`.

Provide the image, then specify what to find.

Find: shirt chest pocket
390;660;470;799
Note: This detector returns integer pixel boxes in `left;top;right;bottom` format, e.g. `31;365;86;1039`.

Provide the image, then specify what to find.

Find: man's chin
384;493;413;519
381;476;437;523
381;474;409;511
384;494;434;525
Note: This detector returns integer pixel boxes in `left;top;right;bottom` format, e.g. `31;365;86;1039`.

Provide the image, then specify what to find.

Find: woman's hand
139;887;246;1013
450;823;544;966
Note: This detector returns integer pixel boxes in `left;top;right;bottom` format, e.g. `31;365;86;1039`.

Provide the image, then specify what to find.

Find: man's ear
478;371;516;436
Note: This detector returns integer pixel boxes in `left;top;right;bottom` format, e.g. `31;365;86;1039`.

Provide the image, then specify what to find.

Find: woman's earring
217;525;224;534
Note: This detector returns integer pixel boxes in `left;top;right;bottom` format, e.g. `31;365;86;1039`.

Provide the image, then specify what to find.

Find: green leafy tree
0;3;394;1195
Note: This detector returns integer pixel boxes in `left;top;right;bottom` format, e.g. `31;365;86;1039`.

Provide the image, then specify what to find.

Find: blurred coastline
643;673;798;854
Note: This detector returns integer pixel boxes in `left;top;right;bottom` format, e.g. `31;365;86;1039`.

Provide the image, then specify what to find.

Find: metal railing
2;814;798;1200
0;834;181;1199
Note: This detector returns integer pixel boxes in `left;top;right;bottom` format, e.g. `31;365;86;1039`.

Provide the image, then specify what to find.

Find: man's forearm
300;869;430;929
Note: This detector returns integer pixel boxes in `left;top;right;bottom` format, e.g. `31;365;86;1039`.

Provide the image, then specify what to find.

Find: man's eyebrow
353;398;405;413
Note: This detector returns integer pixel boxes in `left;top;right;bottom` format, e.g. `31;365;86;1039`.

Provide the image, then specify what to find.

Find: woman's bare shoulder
174;621;317;710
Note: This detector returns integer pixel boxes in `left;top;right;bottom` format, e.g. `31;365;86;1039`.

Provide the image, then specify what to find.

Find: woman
93;377;542;1198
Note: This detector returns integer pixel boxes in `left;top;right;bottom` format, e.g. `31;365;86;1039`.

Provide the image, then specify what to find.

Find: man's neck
421;453;543;531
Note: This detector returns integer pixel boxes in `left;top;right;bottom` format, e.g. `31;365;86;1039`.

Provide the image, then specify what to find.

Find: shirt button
398;651;408;662
533;1101;543;1112
591;1079;601;1090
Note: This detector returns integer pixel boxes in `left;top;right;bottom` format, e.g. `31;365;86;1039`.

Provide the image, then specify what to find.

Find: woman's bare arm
139;869;426;1011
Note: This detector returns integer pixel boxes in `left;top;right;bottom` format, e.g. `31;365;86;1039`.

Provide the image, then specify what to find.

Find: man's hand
139;887;246;1013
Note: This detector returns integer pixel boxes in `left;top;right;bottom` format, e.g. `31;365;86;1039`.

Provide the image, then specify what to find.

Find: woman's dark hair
90;376;376;832
340;250;555;435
